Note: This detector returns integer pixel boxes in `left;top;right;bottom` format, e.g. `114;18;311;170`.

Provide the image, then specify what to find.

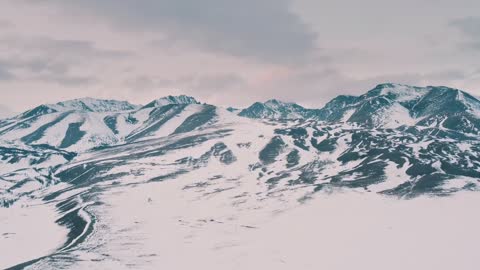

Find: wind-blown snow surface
0;200;67;269
2;188;478;270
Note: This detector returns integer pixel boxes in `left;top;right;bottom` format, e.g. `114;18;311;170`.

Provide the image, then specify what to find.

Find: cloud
0;58;97;86
0;20;12;29
247;67;474;108
195;74;247;92
0;35;131;86
450;17;480;38
0;66;15;81
450;17;480;51
36;74;98;86
0;104;14;118
0;58;69;75
125;73;247;95
28;0;318;64
0;36;131;60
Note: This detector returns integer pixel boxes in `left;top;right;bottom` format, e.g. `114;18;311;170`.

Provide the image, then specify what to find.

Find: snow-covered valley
2;187;479;269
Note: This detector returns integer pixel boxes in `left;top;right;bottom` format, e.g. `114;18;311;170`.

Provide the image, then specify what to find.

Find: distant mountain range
239;83;480;132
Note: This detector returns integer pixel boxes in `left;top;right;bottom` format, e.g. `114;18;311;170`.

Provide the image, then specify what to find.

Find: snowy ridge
50;98;140;113
14;98;139;121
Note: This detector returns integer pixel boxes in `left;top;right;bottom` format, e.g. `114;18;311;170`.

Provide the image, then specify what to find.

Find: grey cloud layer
0;20;12;28
0;66;15;81
450;17;480;50
125;73;247;94
2;36;131;59
0;0;479;112
0;36;131;85
30;0;317;64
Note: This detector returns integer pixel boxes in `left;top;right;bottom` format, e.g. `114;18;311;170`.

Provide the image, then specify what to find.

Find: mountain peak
238;99;310;120
263;99;298;108
142;95;200;109
263;99;283;107
264;99;281;104
366;83;428;103
373;82;403;89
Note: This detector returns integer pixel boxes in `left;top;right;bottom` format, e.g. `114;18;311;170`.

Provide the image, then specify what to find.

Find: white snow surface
5;185;479;270
0;200;68;269
376;102;416;128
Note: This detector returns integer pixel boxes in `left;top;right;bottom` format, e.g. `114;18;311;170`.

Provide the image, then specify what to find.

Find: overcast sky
0;0;479;113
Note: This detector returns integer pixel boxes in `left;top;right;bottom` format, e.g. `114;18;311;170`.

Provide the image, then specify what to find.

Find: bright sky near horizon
0;0;479;114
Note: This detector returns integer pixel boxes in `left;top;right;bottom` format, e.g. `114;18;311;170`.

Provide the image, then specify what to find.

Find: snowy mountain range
1;83;480;269
240;83;480;132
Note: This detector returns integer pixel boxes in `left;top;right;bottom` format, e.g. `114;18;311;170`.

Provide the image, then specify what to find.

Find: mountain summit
142;95;200;109
238;99;313;120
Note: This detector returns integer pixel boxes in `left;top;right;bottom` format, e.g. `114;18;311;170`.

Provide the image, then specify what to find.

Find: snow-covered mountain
238;99;315;120
2;87;479;207
312;83;480;131
0;96;208;152
238;84;480;133
1;85;480;269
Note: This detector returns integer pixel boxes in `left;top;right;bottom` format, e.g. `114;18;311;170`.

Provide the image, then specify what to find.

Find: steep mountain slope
411;87;480;134
316;83;427;128
314;83;480;132
0;142;75;207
